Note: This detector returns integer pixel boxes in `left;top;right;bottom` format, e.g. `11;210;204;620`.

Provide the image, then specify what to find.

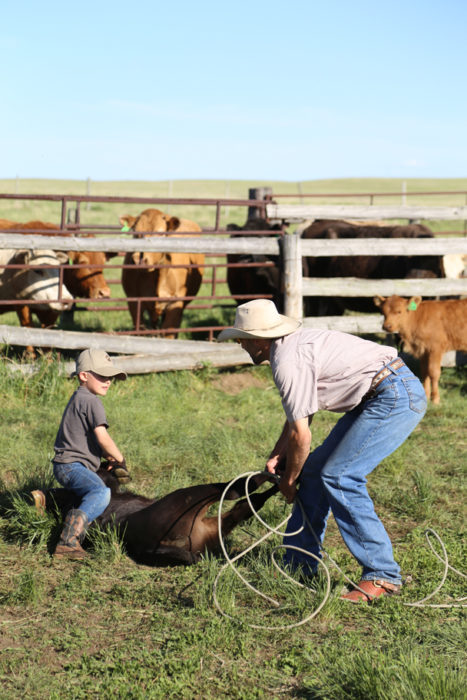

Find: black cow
226;218;284;311
301;219;443;316
37;466;279;566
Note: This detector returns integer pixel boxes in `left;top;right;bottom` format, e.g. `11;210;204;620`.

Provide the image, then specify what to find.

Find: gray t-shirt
53;385;108;472
270;328;397;421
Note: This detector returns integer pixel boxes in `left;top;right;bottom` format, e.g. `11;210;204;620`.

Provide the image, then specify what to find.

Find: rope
212;471;467;629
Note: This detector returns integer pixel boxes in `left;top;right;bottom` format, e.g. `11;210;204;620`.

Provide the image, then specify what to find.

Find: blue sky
1;0;466;181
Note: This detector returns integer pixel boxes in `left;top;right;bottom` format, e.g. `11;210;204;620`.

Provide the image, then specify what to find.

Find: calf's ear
373;295;385;308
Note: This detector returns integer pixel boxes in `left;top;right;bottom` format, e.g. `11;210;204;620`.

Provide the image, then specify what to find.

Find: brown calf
374;294;467;404
37;466;278;566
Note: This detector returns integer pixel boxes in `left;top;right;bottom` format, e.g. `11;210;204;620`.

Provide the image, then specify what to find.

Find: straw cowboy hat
217;299;302;341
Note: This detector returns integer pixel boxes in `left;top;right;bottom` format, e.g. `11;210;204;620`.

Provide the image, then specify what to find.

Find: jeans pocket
53;462;73;488
401;377;427;414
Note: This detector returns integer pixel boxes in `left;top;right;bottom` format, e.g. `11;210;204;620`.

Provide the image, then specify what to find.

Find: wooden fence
1;201;467;371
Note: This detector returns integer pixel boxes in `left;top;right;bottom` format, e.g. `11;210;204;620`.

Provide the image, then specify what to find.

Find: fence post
248;187;272;220
282;232;303;319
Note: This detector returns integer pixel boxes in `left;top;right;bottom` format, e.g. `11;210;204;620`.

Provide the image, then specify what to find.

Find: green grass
0;355;465;699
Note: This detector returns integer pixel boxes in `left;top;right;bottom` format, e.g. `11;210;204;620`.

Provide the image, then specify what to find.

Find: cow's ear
105;251;119;260
119;215;136;229
166;217;180;231
410;295;422;306
373;295;385;308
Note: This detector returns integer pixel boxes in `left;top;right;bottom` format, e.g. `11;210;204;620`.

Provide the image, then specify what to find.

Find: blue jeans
283;361;427;584
53;462;111;523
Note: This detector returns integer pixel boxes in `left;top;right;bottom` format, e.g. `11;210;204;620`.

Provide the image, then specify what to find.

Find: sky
1;0;466;182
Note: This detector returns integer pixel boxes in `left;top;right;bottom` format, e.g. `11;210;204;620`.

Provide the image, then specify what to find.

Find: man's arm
280;416;312;503
94;425;124;463
266;420;290;473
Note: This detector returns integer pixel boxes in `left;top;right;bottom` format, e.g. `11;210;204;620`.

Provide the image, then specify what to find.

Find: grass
0;354;465;699
0;178;465;697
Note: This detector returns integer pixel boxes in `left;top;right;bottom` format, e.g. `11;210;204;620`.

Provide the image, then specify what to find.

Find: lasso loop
213;471;467;629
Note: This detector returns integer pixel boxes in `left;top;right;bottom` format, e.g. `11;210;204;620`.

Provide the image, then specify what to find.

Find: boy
51;348;127;559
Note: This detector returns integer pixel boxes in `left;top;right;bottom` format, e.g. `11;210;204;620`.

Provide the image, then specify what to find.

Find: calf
374;295;467;404
36;467;278;566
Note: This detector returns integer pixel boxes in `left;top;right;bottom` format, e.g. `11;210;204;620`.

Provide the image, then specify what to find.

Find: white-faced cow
1;220;113;301
119;208;204;336
374;294;467;404
32;465;279;566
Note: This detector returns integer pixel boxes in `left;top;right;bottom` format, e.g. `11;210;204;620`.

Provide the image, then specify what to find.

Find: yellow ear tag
408;301;418;311
121;224;131;232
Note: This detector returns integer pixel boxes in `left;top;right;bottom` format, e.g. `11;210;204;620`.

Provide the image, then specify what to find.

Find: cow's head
374;294;421;333
14;249;73;311
65;251;111;299
119;209;180;238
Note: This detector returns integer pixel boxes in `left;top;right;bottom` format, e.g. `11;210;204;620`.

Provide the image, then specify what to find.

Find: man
218;299;427;602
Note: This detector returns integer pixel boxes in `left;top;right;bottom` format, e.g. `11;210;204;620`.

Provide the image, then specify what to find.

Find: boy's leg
52;462;111;558
53;462;111;523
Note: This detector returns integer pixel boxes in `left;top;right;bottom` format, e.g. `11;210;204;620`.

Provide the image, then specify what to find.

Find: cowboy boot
54;509;89;559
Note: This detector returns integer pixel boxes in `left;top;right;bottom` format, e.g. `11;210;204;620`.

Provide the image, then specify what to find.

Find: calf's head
374;294;422;333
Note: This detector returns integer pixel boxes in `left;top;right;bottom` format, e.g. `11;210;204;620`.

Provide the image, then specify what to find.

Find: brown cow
374;295;467;404
120;208;204;336
1;220;112;300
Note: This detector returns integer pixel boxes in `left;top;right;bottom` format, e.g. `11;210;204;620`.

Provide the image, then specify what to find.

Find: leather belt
361;358;405;402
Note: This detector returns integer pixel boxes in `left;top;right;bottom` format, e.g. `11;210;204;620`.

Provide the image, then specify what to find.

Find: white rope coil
213;471;467;629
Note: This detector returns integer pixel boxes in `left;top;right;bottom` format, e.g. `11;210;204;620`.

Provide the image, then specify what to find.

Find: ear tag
408;301;418;311
121;224;131;232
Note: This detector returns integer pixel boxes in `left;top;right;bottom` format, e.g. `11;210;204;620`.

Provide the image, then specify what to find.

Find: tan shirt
270;329;397;421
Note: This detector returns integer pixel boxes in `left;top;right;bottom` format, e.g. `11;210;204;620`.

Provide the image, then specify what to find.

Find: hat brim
218;317;301;341
72;367;127;380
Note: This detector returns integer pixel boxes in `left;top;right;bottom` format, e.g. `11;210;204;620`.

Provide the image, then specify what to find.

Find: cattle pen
0;190;466;374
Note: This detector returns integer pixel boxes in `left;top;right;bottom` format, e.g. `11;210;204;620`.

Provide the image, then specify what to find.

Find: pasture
0;354;465;698
0;178;466;697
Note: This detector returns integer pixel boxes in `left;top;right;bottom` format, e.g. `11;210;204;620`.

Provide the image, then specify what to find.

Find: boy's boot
54;509;89;559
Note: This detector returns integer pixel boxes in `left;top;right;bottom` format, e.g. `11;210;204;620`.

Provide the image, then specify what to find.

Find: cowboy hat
217;299;301;341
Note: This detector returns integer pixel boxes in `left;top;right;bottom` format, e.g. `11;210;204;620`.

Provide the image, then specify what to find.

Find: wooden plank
302;314;384;333
0;324;246;359
302;276;467;297
0;234;280;256
266;204;467;222
1;233;465;257
301;237;467;256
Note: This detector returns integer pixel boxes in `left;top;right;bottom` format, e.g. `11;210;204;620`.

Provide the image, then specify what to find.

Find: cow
226;218;284;311
1;220;112;300
32;465;279;566
0;248;74;354
301;219;443;316
374;295;467;404
119;208;205;336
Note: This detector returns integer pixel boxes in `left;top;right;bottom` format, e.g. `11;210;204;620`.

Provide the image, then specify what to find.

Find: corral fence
0;189;466;372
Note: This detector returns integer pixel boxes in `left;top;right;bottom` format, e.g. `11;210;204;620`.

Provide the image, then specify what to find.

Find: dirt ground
211;370;268;395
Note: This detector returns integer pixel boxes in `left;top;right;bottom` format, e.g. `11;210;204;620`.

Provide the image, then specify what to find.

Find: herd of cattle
0;209;466;403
